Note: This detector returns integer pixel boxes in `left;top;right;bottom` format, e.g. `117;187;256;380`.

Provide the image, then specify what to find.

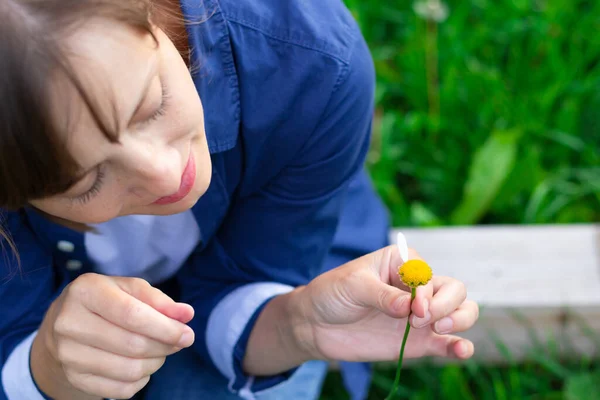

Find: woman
0;0;479;399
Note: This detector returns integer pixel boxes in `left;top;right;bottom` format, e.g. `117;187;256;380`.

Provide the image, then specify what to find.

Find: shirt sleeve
0;211;62;400
177;20;376;398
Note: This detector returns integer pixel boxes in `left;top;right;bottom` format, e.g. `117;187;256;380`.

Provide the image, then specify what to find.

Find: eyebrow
70;56;159;184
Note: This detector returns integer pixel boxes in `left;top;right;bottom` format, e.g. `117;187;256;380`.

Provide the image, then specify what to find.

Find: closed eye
73;166;105;204
138;81;170;128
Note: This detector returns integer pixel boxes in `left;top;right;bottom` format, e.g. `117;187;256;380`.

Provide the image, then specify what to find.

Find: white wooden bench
391;224;600;365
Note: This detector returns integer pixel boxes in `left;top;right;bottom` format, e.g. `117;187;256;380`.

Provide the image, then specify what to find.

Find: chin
147;201;197;216
141;197;198;216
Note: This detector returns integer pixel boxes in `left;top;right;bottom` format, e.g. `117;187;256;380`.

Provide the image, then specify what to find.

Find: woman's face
30;18;212;224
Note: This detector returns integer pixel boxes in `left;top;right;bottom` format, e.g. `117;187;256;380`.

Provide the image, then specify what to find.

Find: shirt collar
181;0;240;154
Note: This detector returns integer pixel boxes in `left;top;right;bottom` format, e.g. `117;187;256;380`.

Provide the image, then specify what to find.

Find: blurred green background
320;0;600;398
350;0;599;228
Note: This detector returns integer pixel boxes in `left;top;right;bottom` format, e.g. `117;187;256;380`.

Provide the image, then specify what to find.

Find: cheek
167;83;204;135
30;189;127;225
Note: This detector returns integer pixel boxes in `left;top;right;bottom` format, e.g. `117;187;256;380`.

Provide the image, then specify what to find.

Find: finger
67;371;150;400
75;276;194;347
59;339;166;383
422;277;467;327
114;277;195;323
371;245;404;288
57;308;184;358
433;300;479;335
411;281;433;320
426;335;475;360
406;247;424;262
167;302;195;324
351;274;412;318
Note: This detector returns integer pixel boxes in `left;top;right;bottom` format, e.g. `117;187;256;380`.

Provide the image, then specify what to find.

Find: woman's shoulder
0;208;54;278
216;0;361;64
1;209;26;239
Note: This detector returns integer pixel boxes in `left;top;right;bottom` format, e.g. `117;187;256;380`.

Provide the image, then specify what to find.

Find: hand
32;273;195;400
295;245;479;363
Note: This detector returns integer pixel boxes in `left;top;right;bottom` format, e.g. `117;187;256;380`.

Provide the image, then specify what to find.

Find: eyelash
74;166;105;204
142;81;171;126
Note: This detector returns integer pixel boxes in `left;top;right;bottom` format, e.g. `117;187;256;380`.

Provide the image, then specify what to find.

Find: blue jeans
141;349;329;400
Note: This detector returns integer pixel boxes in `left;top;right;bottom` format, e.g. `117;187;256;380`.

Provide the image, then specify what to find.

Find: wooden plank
391;224;600;308
382;224;600;364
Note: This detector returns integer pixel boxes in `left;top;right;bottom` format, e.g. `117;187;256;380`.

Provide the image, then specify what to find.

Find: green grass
318;0;600;398
319;312;600;399
321;360;600;400
345;0;600;228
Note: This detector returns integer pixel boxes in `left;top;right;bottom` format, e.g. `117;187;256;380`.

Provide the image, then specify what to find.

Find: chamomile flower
398;259;433;288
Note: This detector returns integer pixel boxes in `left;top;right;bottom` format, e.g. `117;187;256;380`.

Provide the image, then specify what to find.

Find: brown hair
0;0;187;251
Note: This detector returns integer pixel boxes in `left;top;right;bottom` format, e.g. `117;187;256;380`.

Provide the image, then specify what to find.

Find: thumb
114;277;194;323
353;274;412;318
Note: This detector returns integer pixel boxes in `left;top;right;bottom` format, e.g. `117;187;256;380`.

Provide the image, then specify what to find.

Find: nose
124;142;182;198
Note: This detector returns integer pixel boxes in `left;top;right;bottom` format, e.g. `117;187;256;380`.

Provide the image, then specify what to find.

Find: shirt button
65;260;83;271
57;240;75;253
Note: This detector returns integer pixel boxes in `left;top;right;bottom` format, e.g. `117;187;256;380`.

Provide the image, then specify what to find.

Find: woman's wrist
30;330;61;397
284;286;323;361
242;286;321;376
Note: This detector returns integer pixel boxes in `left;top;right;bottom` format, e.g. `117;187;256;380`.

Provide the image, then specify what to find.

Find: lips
152;150;196;205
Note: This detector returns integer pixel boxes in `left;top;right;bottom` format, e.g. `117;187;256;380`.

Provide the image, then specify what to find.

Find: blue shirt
0;0;390;399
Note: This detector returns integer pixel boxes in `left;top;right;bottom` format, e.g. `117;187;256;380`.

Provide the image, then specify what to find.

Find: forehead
66;18;157;81
53;18;158;166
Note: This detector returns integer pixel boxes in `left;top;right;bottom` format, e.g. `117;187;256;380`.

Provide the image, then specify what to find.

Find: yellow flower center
398;259;433;288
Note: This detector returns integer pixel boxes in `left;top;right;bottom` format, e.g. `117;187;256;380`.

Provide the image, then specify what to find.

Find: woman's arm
239;287;312;375
1;210;194;400
242;246;479;376
31;319;101;400
29;273;194;400
0;210;67;400
176;2;383;393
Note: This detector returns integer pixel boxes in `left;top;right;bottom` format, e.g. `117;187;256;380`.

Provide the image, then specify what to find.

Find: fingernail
434;317;454;334
457;341;467;357
178;327;194;347
412;312;431;328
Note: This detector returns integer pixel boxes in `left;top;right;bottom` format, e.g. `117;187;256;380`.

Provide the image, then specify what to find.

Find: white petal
396;231;409;263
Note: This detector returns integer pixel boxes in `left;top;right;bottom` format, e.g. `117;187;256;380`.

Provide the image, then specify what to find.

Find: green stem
385;288;416;400
425;19;440;138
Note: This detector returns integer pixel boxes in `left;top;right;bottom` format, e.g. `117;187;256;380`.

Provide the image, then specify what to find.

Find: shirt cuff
1;331;50;400
205;282;297;398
